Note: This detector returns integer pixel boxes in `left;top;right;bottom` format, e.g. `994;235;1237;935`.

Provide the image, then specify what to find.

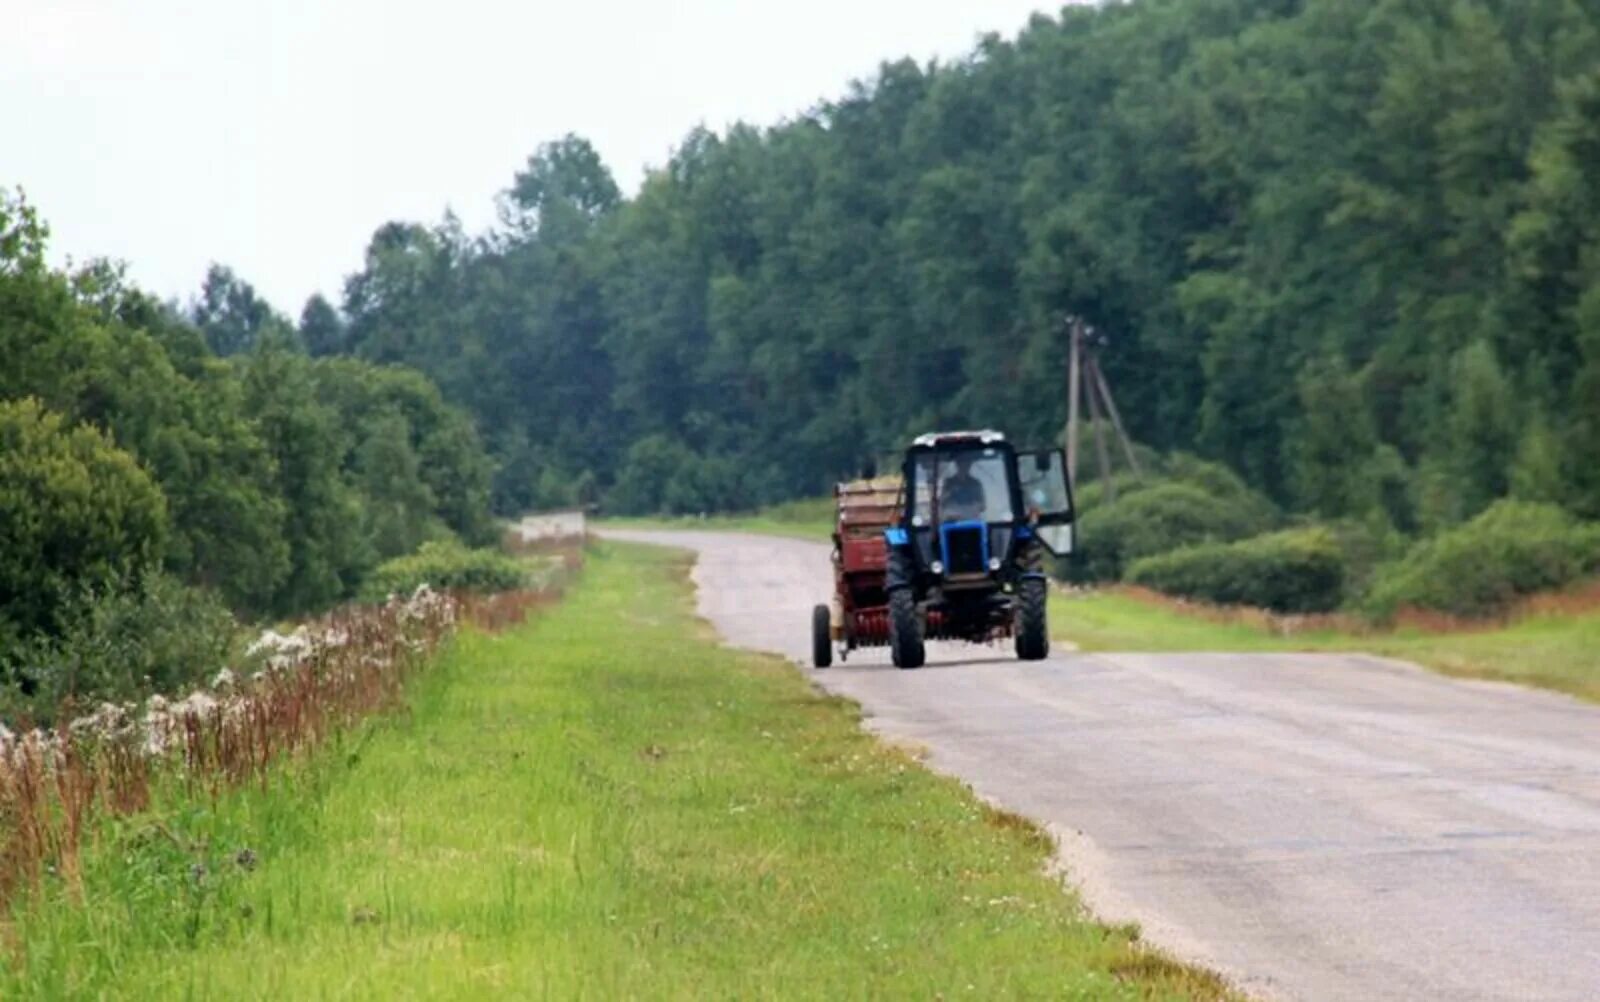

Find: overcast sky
5;1;1062;315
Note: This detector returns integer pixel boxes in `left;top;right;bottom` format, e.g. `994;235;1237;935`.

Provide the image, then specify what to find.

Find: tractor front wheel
811;604;833;668
889;588;925;670
1015;578;1050;661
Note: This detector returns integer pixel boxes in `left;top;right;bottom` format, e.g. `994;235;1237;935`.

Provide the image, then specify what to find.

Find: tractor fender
885;537;915;592
1014;537;1046;573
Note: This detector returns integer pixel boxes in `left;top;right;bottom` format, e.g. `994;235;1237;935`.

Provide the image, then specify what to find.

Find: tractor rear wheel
889;588;925;670
1015;578;1049;661
811;604;833;668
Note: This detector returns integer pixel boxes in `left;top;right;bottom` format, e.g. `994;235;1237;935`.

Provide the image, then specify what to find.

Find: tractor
812;430;1075;669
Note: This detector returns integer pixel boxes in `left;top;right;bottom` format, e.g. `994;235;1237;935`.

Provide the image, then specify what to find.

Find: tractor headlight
988;557;1001;571
930;560;945;575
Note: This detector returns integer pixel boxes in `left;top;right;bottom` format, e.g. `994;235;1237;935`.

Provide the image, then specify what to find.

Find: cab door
1016;448;1075;556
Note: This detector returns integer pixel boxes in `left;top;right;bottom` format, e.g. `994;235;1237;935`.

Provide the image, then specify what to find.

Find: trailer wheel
889;588;925;670
811;604;833;668
1015;578;1049;661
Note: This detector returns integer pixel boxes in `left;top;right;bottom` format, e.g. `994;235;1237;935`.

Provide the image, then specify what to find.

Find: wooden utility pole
1084;358;1117;502
1065;318;1083;490
1088;354;1143;478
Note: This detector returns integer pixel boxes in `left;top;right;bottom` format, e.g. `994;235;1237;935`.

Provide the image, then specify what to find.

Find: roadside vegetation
1;544;1232;1000
1063;456;1600;626
1053;585;1600;705
0;581;556;937
359;540;534;601
0;195;499;719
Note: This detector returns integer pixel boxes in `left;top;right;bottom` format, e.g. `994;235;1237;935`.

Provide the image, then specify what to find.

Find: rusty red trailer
811;476;901;666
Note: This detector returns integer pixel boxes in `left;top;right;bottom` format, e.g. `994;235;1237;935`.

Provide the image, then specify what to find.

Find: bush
1071;480;1274;582
1362;501;1600;619
1126;527;1347;614
2;573;236;724
0;398;170;644
359;541;528;601
608;434;753;515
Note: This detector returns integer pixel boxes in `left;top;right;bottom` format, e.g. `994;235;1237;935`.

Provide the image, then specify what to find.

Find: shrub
1362;501;1600;619
1071;480;1274;582
0;398;169;643
0;393;171;653
2;572;236;724
1126;527;1347;614
359;541;528;601
1161;454;1279;520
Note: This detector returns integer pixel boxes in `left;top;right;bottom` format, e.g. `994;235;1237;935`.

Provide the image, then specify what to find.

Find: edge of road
600;527;1263;1000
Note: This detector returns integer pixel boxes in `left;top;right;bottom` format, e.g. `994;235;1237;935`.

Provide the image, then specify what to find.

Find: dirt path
602;529;1600;1002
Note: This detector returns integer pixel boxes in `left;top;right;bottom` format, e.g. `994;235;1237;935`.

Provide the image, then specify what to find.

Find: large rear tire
811;604;833;668
1015;578;1049;662
889;588;925;670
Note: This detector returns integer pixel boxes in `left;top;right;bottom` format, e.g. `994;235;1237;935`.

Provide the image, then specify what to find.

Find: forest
307;0;1600;531
0;195;497;717
7;0;1600;712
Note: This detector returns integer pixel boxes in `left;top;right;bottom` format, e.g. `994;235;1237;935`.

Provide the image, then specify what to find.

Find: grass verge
4;542;1230;1000
1054;586;1600;703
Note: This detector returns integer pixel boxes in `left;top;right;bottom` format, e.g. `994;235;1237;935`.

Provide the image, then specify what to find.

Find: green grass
1054;588;1600;703
5;543;1228;1000
600;496;834;542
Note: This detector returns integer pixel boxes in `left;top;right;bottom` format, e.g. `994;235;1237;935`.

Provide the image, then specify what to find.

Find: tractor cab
894;431;1073;591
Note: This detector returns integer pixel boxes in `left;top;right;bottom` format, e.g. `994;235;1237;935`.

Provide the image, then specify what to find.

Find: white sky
4;1;1062;315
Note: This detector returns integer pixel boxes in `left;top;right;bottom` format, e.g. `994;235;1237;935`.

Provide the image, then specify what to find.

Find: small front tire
889;588;925;670
1015;577;1049;662
812;604;833;668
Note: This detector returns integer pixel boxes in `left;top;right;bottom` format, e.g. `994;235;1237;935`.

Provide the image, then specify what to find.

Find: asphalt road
602;528;1600;1002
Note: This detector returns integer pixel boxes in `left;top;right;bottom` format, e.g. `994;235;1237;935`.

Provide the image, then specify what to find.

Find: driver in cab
939;453;987;520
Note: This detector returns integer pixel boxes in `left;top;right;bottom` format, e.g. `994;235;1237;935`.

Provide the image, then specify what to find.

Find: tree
192;263;294;356
1441;340;1518;523
1568;282;1600;515
299;293;347;356
0;398;168;645
354;410;442;560
0;188;48;279
240;347;368;614
1286;357;1394;522
498;134;622;243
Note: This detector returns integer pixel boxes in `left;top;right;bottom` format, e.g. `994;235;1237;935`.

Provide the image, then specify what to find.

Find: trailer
811;476;902;667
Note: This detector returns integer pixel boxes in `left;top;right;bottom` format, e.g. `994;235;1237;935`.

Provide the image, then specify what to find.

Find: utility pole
1063;315;1142;497
1088;353;1143;478
1065;317;1082;490
1084;355;1117;502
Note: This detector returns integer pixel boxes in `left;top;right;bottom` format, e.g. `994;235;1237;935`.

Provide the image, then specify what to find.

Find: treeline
0;194;494;716
306;0;1598;532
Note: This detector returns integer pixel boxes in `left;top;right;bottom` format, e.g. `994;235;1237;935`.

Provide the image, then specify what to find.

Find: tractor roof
910;429;1008;449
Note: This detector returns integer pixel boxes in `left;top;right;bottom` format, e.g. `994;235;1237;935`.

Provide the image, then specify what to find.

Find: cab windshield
910;448;1015;525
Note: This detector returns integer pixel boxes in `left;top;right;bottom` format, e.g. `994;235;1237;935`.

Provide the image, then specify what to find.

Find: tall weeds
0;547;578;910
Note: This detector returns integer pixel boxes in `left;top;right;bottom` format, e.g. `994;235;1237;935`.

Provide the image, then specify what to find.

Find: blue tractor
883;430;1075;669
